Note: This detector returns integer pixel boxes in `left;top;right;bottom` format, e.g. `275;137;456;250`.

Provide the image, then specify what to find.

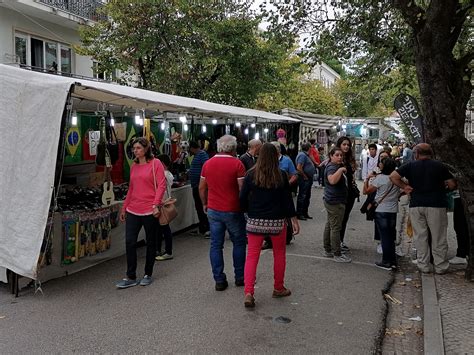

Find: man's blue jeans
207;209;247;283
375;212;397;265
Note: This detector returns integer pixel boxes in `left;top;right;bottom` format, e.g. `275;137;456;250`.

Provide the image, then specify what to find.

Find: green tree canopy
334;64;420;117
77;0;295;108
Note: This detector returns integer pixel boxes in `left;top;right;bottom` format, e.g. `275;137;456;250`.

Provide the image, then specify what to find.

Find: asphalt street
0;187;391;354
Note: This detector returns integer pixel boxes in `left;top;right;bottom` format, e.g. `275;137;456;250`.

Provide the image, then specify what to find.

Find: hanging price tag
89;130;100;156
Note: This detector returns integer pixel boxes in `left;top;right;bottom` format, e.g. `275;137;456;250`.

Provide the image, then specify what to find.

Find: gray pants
409;207;449;273
323;202;346;256
396;195;410;245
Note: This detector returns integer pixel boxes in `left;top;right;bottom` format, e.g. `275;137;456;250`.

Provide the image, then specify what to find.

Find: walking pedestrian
323;147;351;263
336;136;359;252
199;135;247;291
296;142;315;220
363;158;400;270
240;143;300;308
308;138;321;166
401;143;414;164
373;150;391;254
155;154;174;261
117;137;166;288
240;139;262;171
390;143;456;274
260;141;298;249
189;141;210;237
362;143;379;181
317;146;326;187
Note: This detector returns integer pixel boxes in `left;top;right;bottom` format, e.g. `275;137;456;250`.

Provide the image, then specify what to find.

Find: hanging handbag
153;160;178;226
351;181;361;201
158;198;178;226
360;191;376;214
365;184;394;221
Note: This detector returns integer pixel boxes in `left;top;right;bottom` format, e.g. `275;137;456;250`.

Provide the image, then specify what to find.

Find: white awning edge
72;79;300;123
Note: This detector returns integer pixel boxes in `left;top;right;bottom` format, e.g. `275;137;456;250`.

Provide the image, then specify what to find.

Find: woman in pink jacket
116;137;166;288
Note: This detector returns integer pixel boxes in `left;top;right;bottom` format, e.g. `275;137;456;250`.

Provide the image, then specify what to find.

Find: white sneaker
204;231;211;239
395;245;405;257
449;256;467;265
376;244;383;254
333;254;352;263
411;259;418;265
155;253;173;261
340;242;350;251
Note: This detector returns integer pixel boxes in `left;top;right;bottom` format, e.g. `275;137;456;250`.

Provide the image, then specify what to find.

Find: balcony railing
38;0;106;22
5;63;115;83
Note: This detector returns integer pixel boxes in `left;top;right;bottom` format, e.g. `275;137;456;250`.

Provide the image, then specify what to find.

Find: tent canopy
0;64;298;280
278;108;342;129
278;108;386;130
0;64;72;280
72;79;300;123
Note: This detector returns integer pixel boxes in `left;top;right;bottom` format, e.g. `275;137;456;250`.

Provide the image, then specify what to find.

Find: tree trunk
413;15;474;281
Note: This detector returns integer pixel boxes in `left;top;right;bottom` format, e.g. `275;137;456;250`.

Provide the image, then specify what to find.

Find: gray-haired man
199;135;247;291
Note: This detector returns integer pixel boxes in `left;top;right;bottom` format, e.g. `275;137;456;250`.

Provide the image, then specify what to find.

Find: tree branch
448;3;473;50
456;52;474;71
391;0;426;30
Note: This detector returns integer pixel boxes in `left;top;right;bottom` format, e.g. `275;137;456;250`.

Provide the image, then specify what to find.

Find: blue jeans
297;177;313;216
207;209;246;283
375;212;397;265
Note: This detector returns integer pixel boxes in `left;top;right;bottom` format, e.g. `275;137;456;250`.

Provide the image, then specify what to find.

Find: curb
421;273;445;355
373;271;396;355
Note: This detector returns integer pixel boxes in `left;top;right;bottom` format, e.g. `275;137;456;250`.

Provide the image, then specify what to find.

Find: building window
15;35;27;65
14;32;73;74
60;46;71;73
30;38;44;68
93;61;116;81
45;42;58;71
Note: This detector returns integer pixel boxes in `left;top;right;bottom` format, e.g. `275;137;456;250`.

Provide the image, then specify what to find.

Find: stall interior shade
31;38;44;68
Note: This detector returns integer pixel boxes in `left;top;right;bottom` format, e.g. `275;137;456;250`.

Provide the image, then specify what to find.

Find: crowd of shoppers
114;135;468;310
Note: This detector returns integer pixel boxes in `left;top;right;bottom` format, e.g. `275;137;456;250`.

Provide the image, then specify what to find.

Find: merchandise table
36;184;198;283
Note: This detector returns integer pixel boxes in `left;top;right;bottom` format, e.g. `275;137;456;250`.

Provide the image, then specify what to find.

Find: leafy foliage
253;53;343;115
260;0;472;97
334;64;420;117
78;0;294;107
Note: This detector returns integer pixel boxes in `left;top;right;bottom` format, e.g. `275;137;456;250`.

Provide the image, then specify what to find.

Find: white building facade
0;0;104;78
307;62;341;88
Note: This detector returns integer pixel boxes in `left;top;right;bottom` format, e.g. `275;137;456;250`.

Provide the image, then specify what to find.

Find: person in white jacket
362;143;379;180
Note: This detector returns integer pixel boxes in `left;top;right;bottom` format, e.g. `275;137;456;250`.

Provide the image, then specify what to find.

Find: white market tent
73;80;300;123
0;64;299;281
278;108;342;129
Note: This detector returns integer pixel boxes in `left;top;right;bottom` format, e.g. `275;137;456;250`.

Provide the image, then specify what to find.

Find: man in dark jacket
239;139;262;171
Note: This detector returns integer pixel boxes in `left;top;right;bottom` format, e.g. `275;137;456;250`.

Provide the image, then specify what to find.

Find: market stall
0;64;300;288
